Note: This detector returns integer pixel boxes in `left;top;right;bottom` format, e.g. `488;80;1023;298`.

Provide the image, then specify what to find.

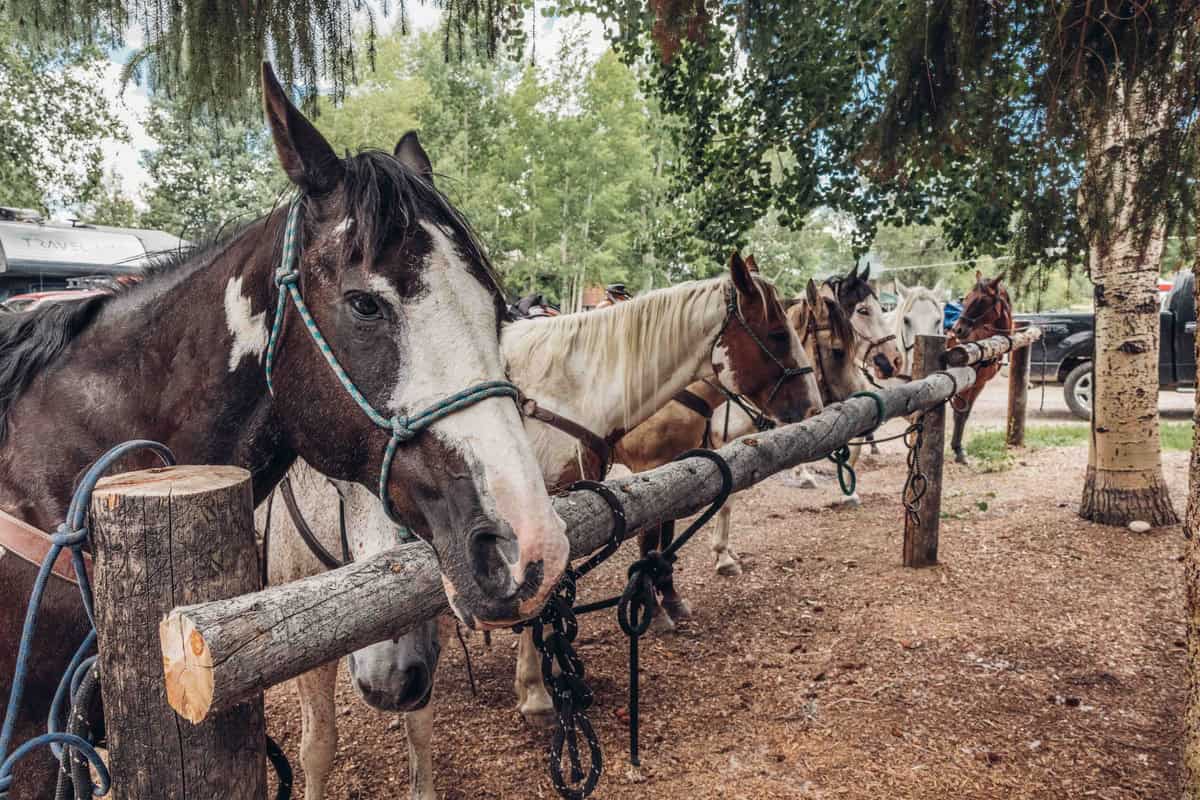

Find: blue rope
263;199;520;522
0;441;174;798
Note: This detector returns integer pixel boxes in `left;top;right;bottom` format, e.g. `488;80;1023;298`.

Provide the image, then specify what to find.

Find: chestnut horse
947;272;1013;464
0;64;566;798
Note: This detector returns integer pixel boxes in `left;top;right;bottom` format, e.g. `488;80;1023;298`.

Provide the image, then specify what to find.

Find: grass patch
964;422;1193;472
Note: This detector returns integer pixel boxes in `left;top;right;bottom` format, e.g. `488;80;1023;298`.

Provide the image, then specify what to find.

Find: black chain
902;416;927;529
616;450;733;768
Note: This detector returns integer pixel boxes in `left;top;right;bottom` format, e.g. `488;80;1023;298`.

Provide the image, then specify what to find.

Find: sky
98;4;608;210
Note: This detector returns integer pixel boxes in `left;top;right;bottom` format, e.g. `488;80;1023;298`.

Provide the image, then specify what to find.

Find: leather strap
519;395;611;476
672;389;714;420
0;508;91;585
279;476;346;570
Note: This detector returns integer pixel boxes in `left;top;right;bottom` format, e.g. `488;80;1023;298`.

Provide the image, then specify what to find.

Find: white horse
889;278;945;376
261;462;448;800
281;254;824;798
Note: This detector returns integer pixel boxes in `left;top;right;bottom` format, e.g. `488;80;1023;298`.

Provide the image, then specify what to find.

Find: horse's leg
951;398;973;464
639;527;675;633
712;501;742;577
404;701;437;800
297;661;339;800
656;520;692;623
514;628;555;727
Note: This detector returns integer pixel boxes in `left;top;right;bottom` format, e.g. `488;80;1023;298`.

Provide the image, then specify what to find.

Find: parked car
1016;271;1195;419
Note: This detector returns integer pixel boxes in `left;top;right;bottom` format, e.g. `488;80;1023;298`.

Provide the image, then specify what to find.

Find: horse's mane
503;278;730;426
329;150;503;297
0;297;108;442
0;150;503;443
790;292;856;354
825;271;876;309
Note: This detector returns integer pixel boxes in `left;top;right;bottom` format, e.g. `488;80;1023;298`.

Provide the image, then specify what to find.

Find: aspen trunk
1182;232;1200;798
1077;74;1177;527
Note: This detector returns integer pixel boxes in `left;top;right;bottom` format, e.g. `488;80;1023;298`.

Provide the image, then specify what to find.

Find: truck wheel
1064;362;1093;420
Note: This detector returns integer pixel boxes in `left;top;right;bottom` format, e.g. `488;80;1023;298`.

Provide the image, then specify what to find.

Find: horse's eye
346;292;383;320
856;306;870;315
768;331;790;344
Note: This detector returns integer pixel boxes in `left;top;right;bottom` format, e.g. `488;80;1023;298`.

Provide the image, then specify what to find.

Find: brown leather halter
518;393;614;478
0;508;92;586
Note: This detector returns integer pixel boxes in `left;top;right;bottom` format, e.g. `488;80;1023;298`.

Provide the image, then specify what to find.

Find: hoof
518;697;558;729
662;597;692;622
715;552;742;577
789;469;819;489
836;493;861;509
954;452;967;465
649;608;676;635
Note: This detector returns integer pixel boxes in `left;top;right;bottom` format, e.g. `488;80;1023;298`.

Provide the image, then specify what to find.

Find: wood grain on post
162;367;979;723
942;326;1042;368
91;465;266;800
1007;321;1033;447
904;335;947;568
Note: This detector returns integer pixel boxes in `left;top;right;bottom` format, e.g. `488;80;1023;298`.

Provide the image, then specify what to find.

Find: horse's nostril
468;525;518;599
398;664;430;706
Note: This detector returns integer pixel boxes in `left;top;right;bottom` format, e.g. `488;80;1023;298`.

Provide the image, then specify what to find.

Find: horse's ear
859;263;872;282
729;251;755;295
988;274;1004;291
745;254;760;273
395;131;435;183
975;269;984;283
932;279;944;294
261;62;343;195
805;278;820;307
893;275;907;295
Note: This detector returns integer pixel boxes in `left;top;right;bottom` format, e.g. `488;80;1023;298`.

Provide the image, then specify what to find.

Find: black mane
0;297;107;441
328;150;504;296
825;270;876;308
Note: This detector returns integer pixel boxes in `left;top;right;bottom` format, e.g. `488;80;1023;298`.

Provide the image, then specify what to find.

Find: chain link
902;415;927;529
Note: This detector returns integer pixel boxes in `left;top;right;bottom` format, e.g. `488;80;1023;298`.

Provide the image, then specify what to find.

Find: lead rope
263;199;520;524
0;442;296;800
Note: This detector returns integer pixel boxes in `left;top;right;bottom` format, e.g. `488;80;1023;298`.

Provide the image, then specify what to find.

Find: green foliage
139;96;284;238
317;27;705;302
549;1;1200;282
0;22;125;211
2;1;533;115
81;170;139;227
966;422;1192;472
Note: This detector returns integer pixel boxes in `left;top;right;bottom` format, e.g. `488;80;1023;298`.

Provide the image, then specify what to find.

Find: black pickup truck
1015;272;1196;419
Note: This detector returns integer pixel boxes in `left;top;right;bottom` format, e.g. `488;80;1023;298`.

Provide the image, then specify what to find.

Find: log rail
161;366;979;724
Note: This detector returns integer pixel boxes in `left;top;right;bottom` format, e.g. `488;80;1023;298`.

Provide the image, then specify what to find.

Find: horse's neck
505;280;728;441
0;223;292;527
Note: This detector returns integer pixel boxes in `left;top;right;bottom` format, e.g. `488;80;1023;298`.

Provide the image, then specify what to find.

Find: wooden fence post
91;465;266;800
903;334;947;567
1006;321;1032;448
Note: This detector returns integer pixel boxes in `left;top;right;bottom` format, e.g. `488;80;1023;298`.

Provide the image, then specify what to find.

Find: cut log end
160;612;215;725
96;464;251;499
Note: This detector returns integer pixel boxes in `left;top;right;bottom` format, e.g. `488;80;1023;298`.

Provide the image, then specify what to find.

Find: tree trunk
1182;226;1200;797
1077;73;1177;528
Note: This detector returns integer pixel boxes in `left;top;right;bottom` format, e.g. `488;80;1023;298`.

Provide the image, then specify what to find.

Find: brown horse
948;272;1014;464
615;263;902;629
0;64;568;798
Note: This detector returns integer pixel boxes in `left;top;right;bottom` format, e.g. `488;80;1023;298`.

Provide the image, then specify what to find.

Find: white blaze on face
373;221;567;617
224;275;269;372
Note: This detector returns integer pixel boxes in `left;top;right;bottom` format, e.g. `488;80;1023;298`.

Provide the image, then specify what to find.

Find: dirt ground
265;382;1191;799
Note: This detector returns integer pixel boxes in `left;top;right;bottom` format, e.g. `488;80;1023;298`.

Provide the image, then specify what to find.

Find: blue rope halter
263;199;520;521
